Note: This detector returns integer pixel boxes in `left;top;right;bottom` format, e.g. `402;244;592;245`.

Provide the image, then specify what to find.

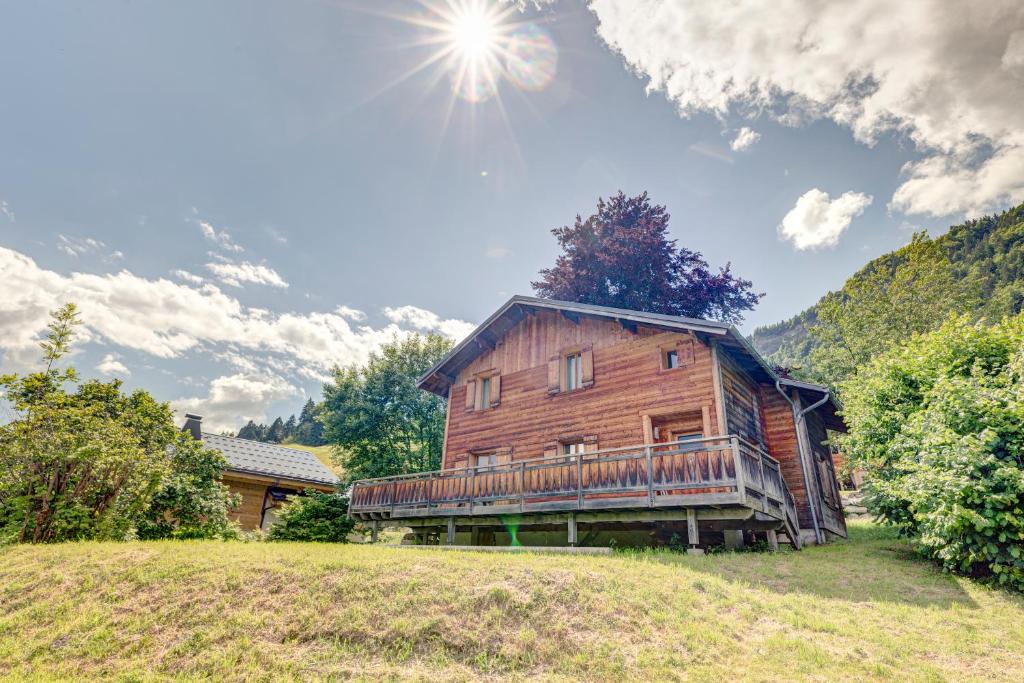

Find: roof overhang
417;296;733;396
417;295;847;430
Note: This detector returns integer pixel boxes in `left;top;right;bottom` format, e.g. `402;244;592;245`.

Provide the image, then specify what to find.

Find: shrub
266;491;354;542
842;314;1024;590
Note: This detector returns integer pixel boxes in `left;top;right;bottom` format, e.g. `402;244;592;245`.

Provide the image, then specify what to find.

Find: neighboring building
181;414;339;531
349;296;847;549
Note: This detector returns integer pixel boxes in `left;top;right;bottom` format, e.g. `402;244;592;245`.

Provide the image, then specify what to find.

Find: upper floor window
565;351;582;391
547;346;594;395
562;439;586;456
660;338;695;371
465;370;500;411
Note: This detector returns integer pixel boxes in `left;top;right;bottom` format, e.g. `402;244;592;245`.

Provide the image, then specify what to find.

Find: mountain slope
751;203;1024;365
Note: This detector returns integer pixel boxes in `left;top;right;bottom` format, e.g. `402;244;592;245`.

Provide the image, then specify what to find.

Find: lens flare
504;24;558;92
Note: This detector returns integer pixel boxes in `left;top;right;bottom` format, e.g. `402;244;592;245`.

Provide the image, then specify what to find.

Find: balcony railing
349;435;800;538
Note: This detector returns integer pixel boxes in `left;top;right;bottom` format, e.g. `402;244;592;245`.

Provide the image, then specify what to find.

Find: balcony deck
349;436;803;548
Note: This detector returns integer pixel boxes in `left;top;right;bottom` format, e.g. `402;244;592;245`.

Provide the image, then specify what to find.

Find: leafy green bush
0;303;239;543
842;314;1024;590
266;491;354;542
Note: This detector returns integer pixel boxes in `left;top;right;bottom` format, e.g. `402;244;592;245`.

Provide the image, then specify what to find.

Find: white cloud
0;200;13;222
170;373;299;434
197;219;243;253
171;269;205;285
96;353;130;376
730;127;761;152
205;260;289;288
0;244;472;389
57;234;107;257
779;189;873;250
384;305;477;340
586;0;1024;217
484;246;513;259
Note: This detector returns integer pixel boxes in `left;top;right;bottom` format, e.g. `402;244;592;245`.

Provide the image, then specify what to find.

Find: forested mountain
751;203;1024;382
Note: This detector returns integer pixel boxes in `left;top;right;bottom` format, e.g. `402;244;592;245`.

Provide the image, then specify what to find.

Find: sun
448;5;499;60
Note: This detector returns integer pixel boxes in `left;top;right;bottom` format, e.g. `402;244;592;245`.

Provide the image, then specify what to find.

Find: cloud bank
586;0;1024;217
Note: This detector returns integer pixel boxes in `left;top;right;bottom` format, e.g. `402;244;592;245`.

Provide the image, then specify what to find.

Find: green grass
1;522;1022;681
281;443;342;476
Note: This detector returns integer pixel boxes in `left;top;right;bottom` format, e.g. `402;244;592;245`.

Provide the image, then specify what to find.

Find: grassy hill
2;523;1022;681
281;443;343;477
751;203;1024;365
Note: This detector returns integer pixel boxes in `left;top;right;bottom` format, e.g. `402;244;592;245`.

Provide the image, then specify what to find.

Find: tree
265;491;354;542
267;417;285;443
321;333;452;482
296;398;326;445
136;432;241;540
283;414;297;442
807;233;981;387
841;314;1024;591
236;420;260;441
0;304;238;543
532;191;762;324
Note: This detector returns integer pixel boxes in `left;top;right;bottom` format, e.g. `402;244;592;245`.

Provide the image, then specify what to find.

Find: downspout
774;380;829;544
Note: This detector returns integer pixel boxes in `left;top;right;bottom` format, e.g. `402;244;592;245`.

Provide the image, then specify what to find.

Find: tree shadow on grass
626;522;985;610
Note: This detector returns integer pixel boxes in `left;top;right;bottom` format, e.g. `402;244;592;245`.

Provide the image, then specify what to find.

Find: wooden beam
686;509;700;548
617;318;638;334
567;512;577;546
561;310;581;325
446;517;456;545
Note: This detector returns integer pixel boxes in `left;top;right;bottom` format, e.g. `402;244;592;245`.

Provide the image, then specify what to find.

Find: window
565;351;582;390
479;376;490;409
465;371;500;411
562;439;586;456
665;349;679;369
660;339;694;371
474;452;497;468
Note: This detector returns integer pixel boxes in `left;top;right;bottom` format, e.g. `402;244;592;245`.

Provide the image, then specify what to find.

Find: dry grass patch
0;522;1022;681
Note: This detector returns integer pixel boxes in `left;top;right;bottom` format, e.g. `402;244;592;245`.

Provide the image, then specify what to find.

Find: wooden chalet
348;296;846;550
181;414;339;531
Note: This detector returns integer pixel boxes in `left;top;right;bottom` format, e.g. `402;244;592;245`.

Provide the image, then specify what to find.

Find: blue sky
2;1;1022;431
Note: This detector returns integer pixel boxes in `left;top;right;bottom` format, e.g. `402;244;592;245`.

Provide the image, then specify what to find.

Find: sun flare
448;5;499;59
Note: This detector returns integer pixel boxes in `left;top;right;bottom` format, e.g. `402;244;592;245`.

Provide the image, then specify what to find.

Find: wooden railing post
645;445;654;507
426;475;433;513
519;461;526;511
731;437;746;504
576;453;584;510
468;468;476;513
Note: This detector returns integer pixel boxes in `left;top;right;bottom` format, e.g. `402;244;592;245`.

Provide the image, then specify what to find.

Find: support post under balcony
568;512;577;547
446;517;455;545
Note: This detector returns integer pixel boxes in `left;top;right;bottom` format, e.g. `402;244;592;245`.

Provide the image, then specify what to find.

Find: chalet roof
417;296;844;427
200;432;339;487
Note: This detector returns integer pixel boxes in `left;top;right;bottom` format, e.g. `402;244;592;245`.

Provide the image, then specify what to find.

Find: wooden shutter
496;446;512;465
678;339;695;366
543;442;558;458
547;356;560;394
583;435;599;453
581;346;594;387
489;374;501;407
464;379;476;411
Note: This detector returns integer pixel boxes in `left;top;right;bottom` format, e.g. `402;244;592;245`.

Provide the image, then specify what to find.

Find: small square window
562;440;586;456
665;349;679;369
474;452;497;467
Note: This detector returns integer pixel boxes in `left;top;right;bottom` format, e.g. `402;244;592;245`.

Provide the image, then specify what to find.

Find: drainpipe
775;380;829;545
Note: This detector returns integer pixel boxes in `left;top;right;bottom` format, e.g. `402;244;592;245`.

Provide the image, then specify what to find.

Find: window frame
564;350;583;391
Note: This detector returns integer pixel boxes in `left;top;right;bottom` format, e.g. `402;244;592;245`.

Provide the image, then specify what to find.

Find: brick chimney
182;413;203;440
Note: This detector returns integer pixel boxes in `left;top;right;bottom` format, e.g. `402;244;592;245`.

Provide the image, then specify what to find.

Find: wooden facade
350;297;847;547
222;472;336;531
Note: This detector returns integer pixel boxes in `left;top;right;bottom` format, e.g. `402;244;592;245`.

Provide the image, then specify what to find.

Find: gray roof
201;433;339;487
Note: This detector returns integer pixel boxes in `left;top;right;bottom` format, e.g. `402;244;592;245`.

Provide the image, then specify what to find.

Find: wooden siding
223;473;335;531
759;387;816;530
444;309;724;469
805;409;847;537
719;351;768;451
224;477;267;531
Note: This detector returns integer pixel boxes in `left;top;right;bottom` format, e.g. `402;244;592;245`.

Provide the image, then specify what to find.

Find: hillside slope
2;524;1022;681
751;203;1024;363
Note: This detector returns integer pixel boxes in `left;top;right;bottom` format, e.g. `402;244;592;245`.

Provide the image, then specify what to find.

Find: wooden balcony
349;436;803;548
